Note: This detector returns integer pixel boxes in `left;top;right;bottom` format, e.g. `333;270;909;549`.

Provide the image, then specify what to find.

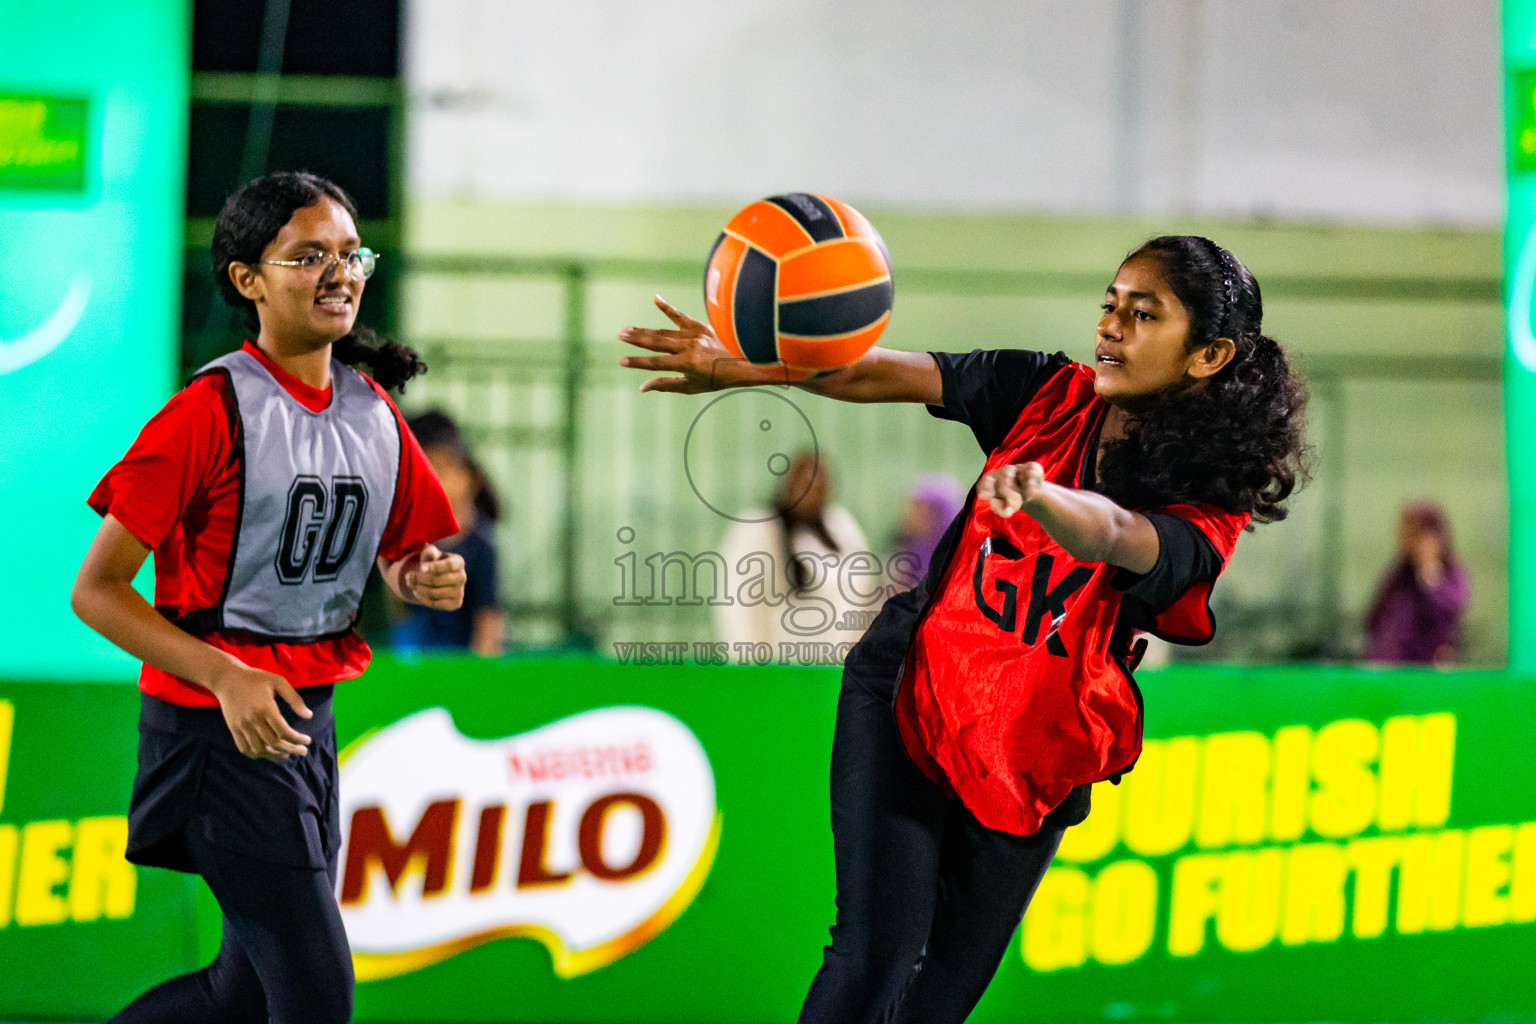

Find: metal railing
392;254;1505;661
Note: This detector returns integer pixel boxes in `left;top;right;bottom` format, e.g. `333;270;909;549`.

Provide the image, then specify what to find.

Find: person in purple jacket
891;474;965;579
1365;501;1469;665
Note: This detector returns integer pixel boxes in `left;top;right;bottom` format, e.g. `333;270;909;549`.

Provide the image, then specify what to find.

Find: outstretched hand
977;461;1048;519
618;296;736;394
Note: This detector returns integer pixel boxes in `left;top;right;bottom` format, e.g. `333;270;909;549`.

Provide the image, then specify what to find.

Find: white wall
405;0;1503;225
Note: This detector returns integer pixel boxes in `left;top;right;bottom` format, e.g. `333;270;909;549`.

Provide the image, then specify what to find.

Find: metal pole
199;0;291;343
238;0;292;185
560;263;588;643
1112;0;1142;214
1171;0;1202;213
1316;375;1347;658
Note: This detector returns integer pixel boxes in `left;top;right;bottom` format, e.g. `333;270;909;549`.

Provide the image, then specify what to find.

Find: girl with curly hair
620;234;1309;1023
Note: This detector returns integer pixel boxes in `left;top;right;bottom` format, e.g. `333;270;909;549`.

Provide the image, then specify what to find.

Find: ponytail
333;326;428;393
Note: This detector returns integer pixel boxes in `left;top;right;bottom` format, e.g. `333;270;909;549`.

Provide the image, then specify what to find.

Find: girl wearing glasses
72;171;465;1024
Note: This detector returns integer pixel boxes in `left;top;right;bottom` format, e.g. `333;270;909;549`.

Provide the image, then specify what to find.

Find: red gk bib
895;363;1246;835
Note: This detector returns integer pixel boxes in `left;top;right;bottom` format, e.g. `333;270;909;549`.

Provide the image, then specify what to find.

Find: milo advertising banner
0;685;203;1020
336;705;721;982
0;660;1533;1022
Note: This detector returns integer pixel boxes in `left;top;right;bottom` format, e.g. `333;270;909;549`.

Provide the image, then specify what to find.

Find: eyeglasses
261;247;379;280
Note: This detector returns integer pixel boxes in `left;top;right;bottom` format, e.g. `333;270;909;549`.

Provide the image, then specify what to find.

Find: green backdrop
0;0;188;681
1507;0;1536;672
0;659;1533;1023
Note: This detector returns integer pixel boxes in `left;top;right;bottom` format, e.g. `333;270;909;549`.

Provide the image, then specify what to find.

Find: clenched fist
404;543;467;610
977;462;1047;519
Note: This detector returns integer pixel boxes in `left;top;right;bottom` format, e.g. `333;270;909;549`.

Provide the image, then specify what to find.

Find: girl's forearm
379;554;411;602
706;347;939;404
70;581;241;690
1022;483;1159;573
795;347;942;404
380;552;430;605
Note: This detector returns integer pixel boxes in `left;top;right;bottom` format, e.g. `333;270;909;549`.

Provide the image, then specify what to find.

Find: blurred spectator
715;452;871;657
393;411;505;656
892;473;965;578
1364;501;1469;666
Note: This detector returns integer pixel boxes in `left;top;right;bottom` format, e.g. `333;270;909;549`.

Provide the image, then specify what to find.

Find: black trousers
111;689;352;1024
108;829;353;1024
798;667;1064;1024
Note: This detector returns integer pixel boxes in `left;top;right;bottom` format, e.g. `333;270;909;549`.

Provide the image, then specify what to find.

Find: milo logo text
336;707;720;980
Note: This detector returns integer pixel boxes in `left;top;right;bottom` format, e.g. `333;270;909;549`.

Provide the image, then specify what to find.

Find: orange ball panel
724;200;819;260
777;238;891;300
818;194;877;240
704;233;747;360
778;311;891;370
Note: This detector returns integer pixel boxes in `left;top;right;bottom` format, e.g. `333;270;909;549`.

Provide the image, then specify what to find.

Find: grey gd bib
187;349;401;641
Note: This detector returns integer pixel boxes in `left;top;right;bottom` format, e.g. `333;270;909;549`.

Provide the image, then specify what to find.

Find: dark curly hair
211;170;426;391
1095;235;1310;526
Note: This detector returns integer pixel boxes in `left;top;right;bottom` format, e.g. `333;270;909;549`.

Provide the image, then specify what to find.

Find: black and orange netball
704;193;893;377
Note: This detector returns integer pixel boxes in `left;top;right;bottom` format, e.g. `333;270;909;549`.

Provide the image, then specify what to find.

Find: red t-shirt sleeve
370;381;461;562
87;377;233;550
